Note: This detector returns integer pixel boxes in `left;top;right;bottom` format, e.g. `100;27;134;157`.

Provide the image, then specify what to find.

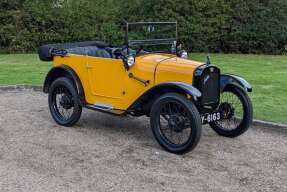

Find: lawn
0;54;51;85
190;53;287;124
0;53;286;124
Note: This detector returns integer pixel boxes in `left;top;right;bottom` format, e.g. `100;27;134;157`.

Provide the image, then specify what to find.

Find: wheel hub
60;95;73;109
219;102;234;119
168;115;186;132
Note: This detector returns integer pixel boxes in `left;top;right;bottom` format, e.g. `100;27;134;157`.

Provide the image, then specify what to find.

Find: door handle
86;64;92;69
128;73;150;87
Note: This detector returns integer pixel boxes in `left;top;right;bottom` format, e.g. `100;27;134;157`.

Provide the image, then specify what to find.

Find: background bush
0;0;286;54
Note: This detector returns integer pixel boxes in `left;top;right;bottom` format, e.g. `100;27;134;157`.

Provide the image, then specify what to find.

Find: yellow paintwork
53;53;204;111
156;57;203;84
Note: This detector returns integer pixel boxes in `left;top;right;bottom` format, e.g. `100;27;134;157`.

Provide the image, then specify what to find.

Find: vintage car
39;22;253;154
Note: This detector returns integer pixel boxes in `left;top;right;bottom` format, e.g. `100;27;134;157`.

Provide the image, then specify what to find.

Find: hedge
0;0;286;54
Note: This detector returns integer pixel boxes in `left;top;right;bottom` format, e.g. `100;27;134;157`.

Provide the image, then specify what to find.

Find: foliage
0;0;286;54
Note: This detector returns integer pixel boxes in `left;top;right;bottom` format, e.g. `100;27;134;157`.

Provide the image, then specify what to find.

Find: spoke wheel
209;85;253;137
150;93;202;154
52;86;75;121
48;77;82;127
159;101;192;146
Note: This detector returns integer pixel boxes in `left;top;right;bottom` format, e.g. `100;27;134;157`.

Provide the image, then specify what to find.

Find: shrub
0;0;286;54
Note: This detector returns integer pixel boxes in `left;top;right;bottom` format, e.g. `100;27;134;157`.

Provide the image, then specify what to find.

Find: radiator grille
193;65;220;109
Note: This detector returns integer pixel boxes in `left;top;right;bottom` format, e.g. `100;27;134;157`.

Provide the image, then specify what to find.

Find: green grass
190;53;287;124
0;54;51;85
0;53;286;124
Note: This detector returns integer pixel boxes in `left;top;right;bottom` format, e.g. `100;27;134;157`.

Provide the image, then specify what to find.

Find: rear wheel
48;77;82;127
209;85;253;137
150;93;202;154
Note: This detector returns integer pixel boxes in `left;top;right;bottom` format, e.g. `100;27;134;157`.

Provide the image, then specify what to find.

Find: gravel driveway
0;90;286;192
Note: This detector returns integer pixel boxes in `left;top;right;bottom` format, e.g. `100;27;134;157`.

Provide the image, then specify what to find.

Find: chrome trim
89;103;113;111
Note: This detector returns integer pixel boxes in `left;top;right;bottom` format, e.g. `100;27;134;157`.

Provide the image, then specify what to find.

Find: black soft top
38;41;108;61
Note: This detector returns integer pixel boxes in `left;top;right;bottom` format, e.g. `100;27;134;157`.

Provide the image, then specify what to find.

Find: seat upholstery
38;41;109;61
67;46;112;58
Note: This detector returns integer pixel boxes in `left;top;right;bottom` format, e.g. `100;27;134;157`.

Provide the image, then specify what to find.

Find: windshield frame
125;22;178;55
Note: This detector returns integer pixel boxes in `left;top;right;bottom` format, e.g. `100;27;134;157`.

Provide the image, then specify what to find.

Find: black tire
48;77;82;127
209;85;253;138
150;93;202;154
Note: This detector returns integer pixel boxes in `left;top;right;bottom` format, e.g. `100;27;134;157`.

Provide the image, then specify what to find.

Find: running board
85;103;125;116
87;103;113;111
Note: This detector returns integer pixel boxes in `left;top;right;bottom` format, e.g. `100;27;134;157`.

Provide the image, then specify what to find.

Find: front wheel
48;77;82;127
209;85;253;137
150;93;202;154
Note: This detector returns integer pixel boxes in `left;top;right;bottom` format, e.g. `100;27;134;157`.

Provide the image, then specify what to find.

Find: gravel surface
0;90;286;192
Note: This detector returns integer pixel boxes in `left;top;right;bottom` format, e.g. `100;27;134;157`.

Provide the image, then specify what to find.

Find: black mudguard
127;81;202;114
155;82;202;98
43;65;85;104
220;74;252;92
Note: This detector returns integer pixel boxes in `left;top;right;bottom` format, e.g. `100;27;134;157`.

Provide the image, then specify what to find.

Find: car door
85;56;125;100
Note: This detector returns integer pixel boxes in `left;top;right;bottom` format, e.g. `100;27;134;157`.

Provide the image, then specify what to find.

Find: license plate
201;112;221;124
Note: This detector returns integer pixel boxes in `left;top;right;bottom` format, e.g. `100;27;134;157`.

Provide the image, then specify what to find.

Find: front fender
127;82;201;113
221;74;252;92
156;82;202;98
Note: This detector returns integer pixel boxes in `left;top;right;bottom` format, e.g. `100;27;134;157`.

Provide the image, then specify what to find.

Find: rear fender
43;65;85;104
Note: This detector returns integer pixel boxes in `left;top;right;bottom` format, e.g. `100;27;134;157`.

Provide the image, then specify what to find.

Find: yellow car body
40;22;253;154
52;53;203;113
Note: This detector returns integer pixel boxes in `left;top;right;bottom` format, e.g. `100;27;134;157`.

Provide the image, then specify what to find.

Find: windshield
126;22;177;53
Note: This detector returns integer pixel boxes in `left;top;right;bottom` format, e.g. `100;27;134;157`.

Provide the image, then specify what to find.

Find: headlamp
180;51;188;59
127;55;135;67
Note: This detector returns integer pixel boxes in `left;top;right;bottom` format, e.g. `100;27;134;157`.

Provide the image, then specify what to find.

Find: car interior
67;46;117;59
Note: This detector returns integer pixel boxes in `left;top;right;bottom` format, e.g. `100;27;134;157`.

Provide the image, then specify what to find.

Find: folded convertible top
38;41;108;61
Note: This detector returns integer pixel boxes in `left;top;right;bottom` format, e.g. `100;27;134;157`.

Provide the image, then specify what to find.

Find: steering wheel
136;46;143;55
121;45;145;56
121;45;129;55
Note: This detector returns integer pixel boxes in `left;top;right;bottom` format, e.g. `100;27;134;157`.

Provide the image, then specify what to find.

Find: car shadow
75;109;157;147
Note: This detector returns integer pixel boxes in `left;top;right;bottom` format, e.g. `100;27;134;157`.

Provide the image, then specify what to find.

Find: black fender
43;65;85;104
220;74;252;92
127;81;201;114
156;82;202;98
